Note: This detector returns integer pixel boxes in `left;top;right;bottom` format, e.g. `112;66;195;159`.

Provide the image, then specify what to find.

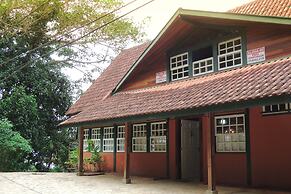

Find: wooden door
181;120;200;180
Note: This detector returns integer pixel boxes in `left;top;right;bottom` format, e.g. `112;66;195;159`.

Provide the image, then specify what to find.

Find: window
215;114;245;152
262;103;290;115
132;123;147;152
193;57;214;76
91;128;101;151
103;127;114;152
117;126;125;152
170;52;189;81
83;129;90;151
218;37;242;70
150;122;167;152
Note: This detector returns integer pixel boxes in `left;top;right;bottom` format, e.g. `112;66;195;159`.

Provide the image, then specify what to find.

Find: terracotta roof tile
62;56;291;126
66;42;150;115
229;0;291;18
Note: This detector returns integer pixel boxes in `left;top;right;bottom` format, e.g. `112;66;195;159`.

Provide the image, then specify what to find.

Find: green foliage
0;86;38;141
0;119;32;171
85;140;104;172
66;148;78;169
0;0;143;172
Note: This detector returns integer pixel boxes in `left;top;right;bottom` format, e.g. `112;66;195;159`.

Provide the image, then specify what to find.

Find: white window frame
215;114;246;153
150;121;167;152
117;126;125;152
83;129;90;151
170;52;189;81
132;123;147;152
91;128;101;151
192;57;214;76
103;127;114;152
262;103;290;115
218;37;242;70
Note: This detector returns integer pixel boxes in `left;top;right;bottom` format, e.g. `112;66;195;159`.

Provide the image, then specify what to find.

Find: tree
0;0;144;96
0;86;38;142
0;0;143;171
0;118;32;171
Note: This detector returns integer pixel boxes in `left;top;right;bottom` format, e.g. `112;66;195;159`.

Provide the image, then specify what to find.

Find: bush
65;148;78;171
85;140;104;172
0;119;32;171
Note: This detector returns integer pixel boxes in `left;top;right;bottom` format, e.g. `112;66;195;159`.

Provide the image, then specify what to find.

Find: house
60;0;291;192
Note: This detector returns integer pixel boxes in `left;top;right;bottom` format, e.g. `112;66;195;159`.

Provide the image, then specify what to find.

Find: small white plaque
156;71;167;84
247;47;266;64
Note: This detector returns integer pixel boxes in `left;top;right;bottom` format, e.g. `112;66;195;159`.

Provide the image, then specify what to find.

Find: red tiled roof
62;56;291;126
66;42;150;115
229;0;291;18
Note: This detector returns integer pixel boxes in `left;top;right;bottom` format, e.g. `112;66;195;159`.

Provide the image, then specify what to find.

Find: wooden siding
121;57;167;91
120;23;291;92
247;24;291;60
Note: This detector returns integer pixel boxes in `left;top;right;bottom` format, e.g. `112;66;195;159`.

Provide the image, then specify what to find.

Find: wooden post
113;125;117;172
123;122;131;184
77;127;84;176
207;113;218;194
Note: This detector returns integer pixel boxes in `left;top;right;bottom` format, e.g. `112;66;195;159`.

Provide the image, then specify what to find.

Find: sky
122;0;253;40
66;0;253;93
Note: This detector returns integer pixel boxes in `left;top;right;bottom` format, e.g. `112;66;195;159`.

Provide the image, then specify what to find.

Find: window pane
262;103;290;115
103;127;114;152
218;37;242;70
192;57;213;76
170;53;189;81
132;124;147;152
150;122;167;152
215;114;245;152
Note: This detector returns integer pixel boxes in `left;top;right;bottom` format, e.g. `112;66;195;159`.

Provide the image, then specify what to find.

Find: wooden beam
166;119;170;178
113;125;117;172
77;127;84;176
206;113;218;194
123;122;132;184
245;108;252;185
176;119;181;179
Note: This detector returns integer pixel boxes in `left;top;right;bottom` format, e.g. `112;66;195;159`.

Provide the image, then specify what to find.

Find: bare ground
0;173;290;194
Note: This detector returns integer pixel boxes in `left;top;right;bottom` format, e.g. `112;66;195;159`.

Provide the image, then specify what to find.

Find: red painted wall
215;154;247;186
116;153;125;174
249;107;291;190
129;153;167;178
201;115;247;186
169;119;178;179
102;153;114;172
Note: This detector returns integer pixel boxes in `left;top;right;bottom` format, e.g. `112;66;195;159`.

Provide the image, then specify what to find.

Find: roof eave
59;93;291;128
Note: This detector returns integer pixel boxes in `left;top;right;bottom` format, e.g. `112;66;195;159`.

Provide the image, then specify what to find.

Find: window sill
261;111;290;116
215;151;246;154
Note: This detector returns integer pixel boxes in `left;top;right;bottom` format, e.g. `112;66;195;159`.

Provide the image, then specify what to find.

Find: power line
0;0;155;83
0;0;138;68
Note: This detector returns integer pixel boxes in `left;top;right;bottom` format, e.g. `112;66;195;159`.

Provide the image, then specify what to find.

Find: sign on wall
247;47;266;64
156;71;167;84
